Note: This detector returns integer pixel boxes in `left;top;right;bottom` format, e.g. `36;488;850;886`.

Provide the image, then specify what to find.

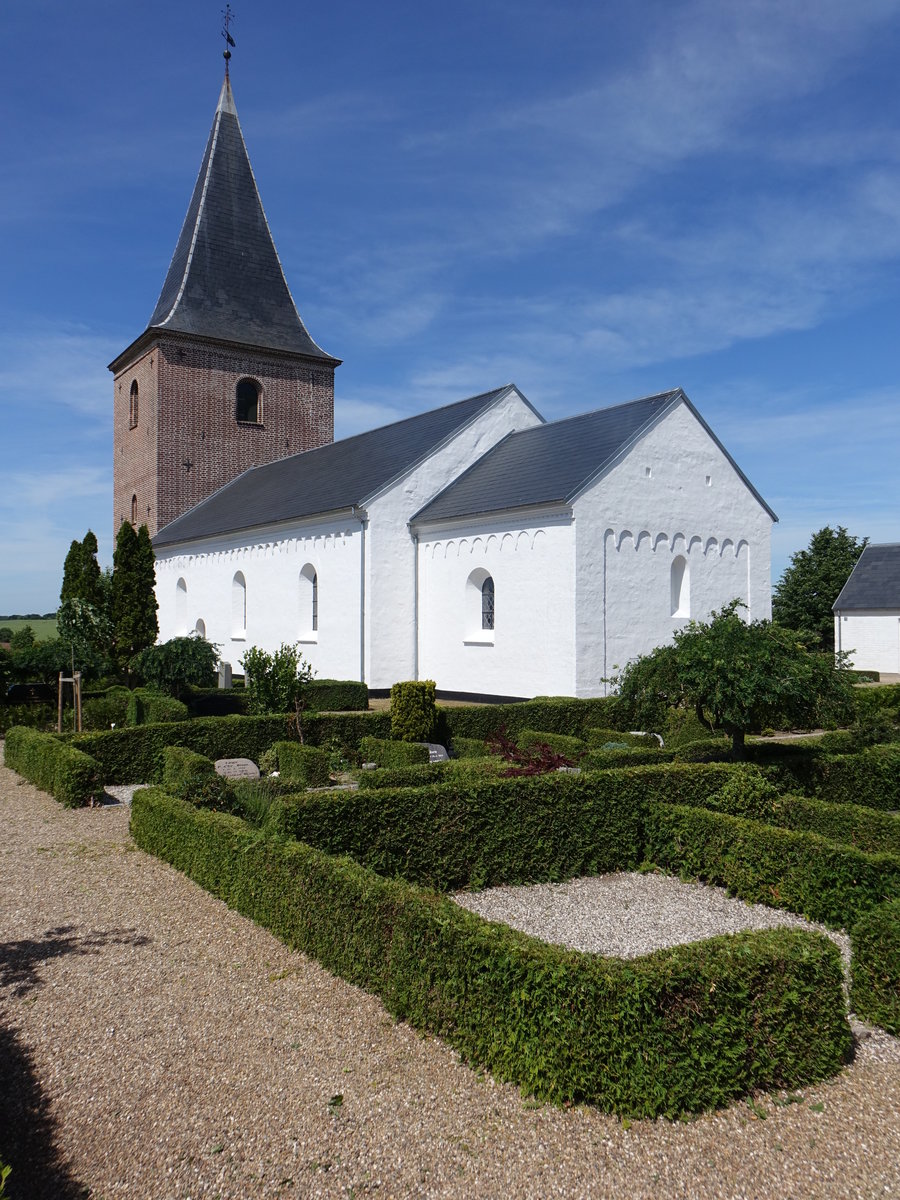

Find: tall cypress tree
112;521;159;669
60;531;103;609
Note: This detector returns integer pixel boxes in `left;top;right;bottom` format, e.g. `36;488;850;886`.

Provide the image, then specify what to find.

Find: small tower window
236;378;262;424
299;564;318;639
129;380;139;429
131;494;138;524
232;571;247;637
671;555;690;617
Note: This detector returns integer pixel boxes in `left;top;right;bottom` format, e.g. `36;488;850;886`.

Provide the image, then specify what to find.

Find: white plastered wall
834;611;900;674
155;515;364;680
416;514;576;697
363;388;543;689
573;400;774;696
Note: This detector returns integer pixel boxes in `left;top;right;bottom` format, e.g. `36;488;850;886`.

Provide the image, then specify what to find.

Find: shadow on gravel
0;925;152;998
0;1021;91;1200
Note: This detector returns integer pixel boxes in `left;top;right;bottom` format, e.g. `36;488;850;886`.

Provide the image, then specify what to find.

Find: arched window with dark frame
235;378;261;423
311;571;318;632
131;494;138;524
129;380;139;428
481;575;495;630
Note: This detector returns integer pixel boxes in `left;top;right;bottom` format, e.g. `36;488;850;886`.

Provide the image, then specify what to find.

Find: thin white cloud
0;326;118;420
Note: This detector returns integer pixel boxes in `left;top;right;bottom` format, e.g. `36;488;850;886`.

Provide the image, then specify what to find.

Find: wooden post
57;672;64;733
74;671;82;733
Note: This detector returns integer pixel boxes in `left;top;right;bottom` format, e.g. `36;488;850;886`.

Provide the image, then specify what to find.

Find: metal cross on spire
222;5;236;74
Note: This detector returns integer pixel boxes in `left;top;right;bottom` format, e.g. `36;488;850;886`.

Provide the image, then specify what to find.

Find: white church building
119;72;776;699
154;382;775;698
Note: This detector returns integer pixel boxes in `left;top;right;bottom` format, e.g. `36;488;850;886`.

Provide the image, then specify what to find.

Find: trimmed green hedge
851;900;900;1034
440;696;621;742
358;737;430;769
5;726;102;807
267;771;647;891
308;678;369;712
127;688;190;726
272;741;330;788
391;680;437;742
585;728;658;749
582;746;672;771
356;759;503;791
645;802;900;928
765;746;900;811
161;745;216;794
67;714;300;783
517;729;586;757
449;735;490;759
130;787;851;1117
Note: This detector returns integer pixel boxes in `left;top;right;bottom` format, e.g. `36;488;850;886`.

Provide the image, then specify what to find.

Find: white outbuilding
154;383;776;699
833;543;900;675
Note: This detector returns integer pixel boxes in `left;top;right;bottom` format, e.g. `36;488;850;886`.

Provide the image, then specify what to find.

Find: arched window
481;575;495;630
235;378;261;423
175;577;188;635
194;618;206;638
465;568;495;641
131;494;138;524
129;380;139;428
232;571;247;636
671;556;689;617
299;564;318;638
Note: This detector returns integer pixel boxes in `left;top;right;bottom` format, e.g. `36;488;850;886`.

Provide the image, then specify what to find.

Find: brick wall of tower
113;348;159;534
154;336;334;534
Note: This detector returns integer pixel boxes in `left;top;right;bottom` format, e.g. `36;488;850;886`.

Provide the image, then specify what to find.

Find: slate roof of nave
139;75;336;363
153;385;532;547
412;388;759;524
833;543;900;610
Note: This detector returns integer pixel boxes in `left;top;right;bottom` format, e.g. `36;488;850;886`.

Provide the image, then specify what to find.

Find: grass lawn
0;617;59;641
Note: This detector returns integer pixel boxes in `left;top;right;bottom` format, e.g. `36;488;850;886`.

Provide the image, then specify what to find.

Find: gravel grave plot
2;745;899;1199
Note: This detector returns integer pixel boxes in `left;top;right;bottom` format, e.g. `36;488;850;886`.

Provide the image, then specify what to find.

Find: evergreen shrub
0;703;57;735
390;680;437;742
161;745;216;796
850;900;900;1034
645;802;900;928
441;696;620;743
271;741;330;787
5;726;101;807
765;746;900;811
581;746;672;770
358;737;430;769
308;679;369;712
449;735;490;759
355;759;502;791
130;787;850;1117
584;728;658;749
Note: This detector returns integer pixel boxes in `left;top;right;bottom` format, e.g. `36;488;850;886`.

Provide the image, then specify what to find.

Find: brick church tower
110;72;339;537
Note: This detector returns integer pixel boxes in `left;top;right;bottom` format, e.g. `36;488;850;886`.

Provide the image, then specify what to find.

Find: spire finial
221;5;236;75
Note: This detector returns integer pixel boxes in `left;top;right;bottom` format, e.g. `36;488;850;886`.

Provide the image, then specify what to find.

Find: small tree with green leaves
773;526;867;653
241;642;315;738
390;680;438;742
112;521;158;672
131;635;219;699
611;600;855;760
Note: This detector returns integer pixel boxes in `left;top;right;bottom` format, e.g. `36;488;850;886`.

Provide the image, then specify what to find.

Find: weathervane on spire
222;5;236;74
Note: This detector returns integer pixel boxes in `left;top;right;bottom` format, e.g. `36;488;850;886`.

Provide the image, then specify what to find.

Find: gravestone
424;743;449;763
214;757;260;780
218;661;233;690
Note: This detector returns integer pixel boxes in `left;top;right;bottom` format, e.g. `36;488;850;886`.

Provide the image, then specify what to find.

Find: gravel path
2;753;899;1198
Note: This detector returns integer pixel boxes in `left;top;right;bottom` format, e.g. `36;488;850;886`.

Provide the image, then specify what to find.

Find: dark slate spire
147;75;336;361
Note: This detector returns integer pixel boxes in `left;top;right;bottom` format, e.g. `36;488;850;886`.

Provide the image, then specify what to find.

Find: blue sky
2;0;899;612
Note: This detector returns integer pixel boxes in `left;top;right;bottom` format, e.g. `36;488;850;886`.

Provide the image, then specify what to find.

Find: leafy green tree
132;635;219;699
773;526;867;653
112;521;159;670
612;600;855;760
241;642;314;735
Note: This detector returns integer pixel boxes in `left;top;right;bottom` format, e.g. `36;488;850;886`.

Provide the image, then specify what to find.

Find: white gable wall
155;515;363;681
416;513;575;697
573;401;773;696
363;388;543;689
835;611;900;674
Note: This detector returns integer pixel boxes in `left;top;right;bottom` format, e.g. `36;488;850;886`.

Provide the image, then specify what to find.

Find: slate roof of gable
125;75;336;364
411;390;696;523
832;543;900;610
153;385;531;547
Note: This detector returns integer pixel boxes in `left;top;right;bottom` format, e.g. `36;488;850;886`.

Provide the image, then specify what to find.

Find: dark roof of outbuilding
833;543;900;610
154;385;532;547
126;75;336;364
412;388;775;524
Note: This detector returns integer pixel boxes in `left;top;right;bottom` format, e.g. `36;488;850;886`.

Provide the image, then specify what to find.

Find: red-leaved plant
486;725;580;776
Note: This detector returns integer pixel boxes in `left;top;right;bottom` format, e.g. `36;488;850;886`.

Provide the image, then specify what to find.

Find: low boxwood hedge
440;696;621;743
268;771;647;891
645;802;900;929
449;736;489;759
308;679;369;712
161;745;216;794
130;787;850;1117
271;741;330;787
358;737;430;769
850;900;900;1034
763;746;900;811
127;689;190;726
356;759;503;791
516;729;586;757
5;726;102;807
